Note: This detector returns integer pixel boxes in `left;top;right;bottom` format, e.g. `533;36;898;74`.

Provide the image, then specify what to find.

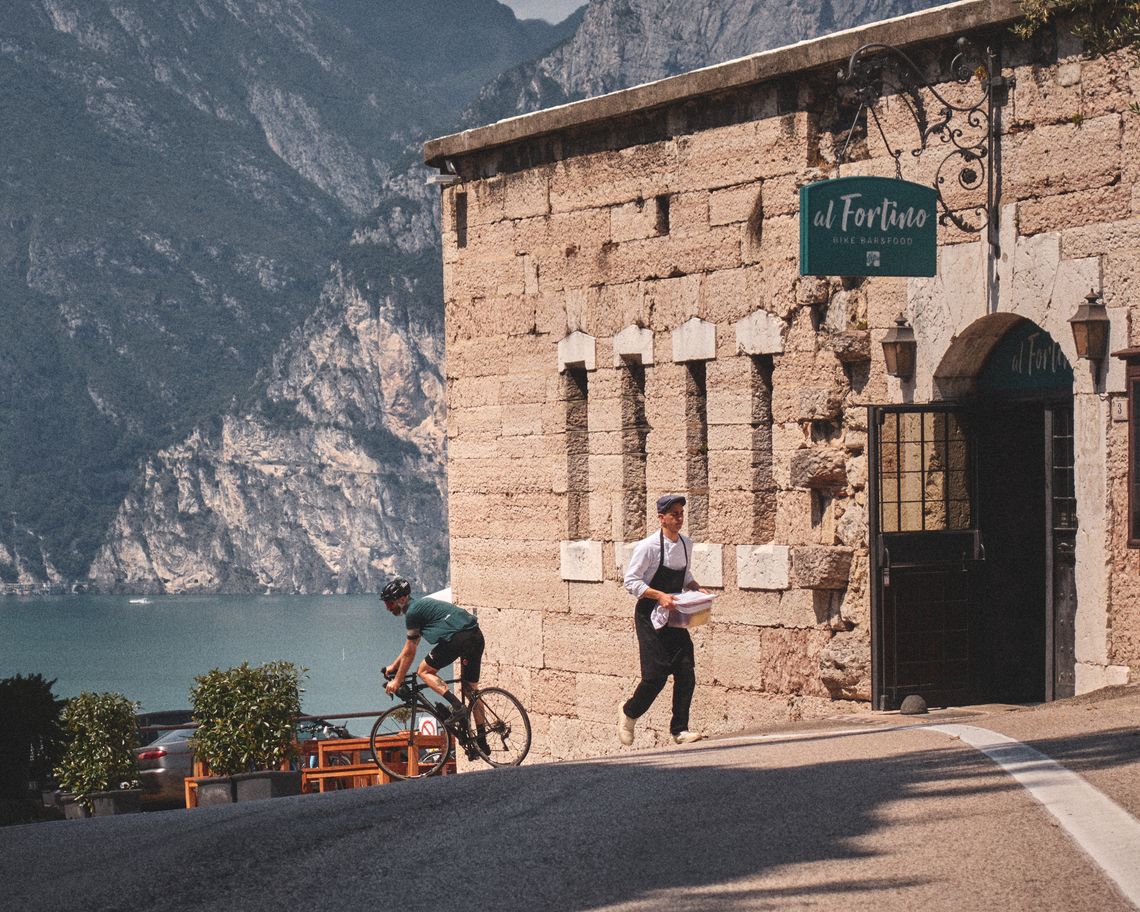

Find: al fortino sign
800;176;937;277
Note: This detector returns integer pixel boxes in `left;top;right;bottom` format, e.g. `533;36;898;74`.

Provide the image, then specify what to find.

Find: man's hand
657;592;676;609
385;677;400;696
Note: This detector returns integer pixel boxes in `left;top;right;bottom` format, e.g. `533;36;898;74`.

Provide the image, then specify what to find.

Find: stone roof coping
424;0;1021;168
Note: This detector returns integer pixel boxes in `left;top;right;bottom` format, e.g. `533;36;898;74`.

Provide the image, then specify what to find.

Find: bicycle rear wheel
369;704;453;780
469;687;531;767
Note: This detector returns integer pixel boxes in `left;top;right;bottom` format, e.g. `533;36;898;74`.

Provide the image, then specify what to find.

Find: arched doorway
868;316;1077;709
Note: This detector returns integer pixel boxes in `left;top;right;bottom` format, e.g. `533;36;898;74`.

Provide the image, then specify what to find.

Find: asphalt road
4;688;1139;912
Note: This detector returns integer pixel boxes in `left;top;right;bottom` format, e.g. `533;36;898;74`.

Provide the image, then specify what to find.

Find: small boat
128;597;152;605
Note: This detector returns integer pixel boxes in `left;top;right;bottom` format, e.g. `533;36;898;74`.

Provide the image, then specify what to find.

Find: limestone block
791;546;853;590
708;450;755;492
819;630;872;701
610;198;659;243
574;672;636;724
1018;186;1132;237
710;624;831;697
672;316;717;362
502;167;551;221
468;176;505;227
560;539;603;582
448;492;565;541
530;669;578;718
567;580;628;617
614;540;638;575
646;275;702;331
700;266;757;324
835;501;869;549
448;376;501;409
600;226;741;286
709;182;762;227
500;403;546;438
708;423;752;452
823;330;871;364
1079;50;1136;119
542;614;632;677
557;330;596;372
690;542;724;588
476;607;545;669
612;324;655;366
477;662;534;707
788;448;848;489
1075;662;1132;694
670;190;710;237
735;308;786;355
736;544;790;590
708;490;757;542
774;489;814;544
1005;116;1121;201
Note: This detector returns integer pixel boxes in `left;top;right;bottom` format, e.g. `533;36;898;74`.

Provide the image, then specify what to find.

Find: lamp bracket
836;38;1010;242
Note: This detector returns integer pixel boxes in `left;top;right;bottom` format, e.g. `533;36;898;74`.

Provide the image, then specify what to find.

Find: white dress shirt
623;531;696;599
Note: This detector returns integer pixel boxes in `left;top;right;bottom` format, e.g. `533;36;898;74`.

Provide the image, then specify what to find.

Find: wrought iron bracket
836;37;1013;247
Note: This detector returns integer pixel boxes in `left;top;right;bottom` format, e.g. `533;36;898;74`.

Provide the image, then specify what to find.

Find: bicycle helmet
380;577;411;601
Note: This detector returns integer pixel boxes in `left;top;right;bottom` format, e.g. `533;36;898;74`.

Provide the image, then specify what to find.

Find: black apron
634;531;695;679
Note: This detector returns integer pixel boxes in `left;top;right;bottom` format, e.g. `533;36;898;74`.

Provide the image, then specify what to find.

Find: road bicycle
371;672;531;780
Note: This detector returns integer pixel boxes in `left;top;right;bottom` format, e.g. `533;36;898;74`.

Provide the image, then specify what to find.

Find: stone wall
436;3;1139;760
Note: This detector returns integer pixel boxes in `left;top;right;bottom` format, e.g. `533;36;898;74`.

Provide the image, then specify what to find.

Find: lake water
0;594;410;720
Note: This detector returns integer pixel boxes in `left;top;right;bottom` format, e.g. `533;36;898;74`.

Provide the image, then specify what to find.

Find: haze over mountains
1;0;941;594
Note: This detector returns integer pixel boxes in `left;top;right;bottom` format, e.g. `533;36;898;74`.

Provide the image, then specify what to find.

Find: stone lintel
690;543;724;588
558;331;597;372
736;544;790;590
560;540;603;581
735;308;785;355
672;317;716;363
613;324;655;366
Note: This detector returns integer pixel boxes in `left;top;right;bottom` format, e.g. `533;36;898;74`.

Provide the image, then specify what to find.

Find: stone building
424;0;1139;760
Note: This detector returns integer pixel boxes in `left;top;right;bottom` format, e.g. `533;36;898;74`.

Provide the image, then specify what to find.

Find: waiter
617;494;706;746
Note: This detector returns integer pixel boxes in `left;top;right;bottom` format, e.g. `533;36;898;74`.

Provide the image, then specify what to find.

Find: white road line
929;723;1140;908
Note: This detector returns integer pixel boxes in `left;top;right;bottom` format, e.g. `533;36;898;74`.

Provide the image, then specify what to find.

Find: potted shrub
53;691;141;818
190;661;306;804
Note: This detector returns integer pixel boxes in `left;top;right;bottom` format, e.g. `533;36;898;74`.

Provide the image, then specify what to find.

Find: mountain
3;0;943;594
463;0;947;126
0;0;572;591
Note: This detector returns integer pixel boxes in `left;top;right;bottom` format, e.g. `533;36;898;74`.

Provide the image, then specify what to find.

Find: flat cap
656;494;686;513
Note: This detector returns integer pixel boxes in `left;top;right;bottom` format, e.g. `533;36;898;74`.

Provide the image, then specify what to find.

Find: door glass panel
878;410;972;532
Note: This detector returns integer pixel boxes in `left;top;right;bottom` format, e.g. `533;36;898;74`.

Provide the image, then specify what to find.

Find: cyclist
380;577;490;753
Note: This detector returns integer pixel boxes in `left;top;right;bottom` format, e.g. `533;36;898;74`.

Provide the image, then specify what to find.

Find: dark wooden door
869;405;982;710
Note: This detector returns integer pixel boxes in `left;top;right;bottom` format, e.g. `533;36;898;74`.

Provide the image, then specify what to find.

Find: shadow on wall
2;728;1137;911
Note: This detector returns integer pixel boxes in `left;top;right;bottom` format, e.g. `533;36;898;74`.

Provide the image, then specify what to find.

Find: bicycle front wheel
369;704;453;780
469;687;531;767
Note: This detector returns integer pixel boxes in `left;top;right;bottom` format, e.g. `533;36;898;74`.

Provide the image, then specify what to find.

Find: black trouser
622;604;696;735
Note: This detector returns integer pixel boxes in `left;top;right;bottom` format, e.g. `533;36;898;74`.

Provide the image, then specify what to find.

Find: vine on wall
1014;0;1140;56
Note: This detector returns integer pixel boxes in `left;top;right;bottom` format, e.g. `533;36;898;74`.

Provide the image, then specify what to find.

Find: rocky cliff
0;0;571;592
464;0;946;124
5;0;948;594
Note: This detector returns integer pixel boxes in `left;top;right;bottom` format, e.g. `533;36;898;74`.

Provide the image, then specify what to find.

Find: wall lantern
881;313;917;379
1069;290;1111;364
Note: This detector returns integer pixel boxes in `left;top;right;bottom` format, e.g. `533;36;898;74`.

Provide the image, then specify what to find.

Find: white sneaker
618;709;636;746
672;730;704;744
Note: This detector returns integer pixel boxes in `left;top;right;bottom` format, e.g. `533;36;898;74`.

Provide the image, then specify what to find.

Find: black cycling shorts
424;626;484;684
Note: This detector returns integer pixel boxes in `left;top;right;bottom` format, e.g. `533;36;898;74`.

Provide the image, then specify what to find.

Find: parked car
132;717;355;808
134;726;196;808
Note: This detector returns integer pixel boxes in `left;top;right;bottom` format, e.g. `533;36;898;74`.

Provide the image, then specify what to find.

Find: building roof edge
424;0;1022;167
